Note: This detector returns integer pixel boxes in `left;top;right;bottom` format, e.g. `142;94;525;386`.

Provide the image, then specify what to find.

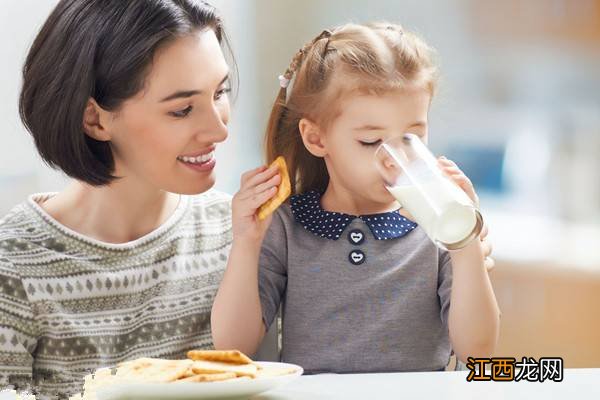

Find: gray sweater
258;190;453;374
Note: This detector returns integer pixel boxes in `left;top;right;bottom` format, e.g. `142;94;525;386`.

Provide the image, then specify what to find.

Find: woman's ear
83;98;112;142
299;118;327;157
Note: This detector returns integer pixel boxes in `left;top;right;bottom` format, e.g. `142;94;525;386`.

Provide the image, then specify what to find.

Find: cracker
186;349;253;365
255;366;299;378
257;156;291;220
191;360;258;378
175;371;237;383
115;358;193;383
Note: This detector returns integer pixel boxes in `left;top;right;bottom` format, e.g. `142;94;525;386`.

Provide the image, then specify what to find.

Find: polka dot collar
290;190;418;241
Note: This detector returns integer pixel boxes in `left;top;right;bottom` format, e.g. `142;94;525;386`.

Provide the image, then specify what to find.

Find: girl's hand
438;156;479;207
438;156;494;271
232;165;281;244
480;223;495;271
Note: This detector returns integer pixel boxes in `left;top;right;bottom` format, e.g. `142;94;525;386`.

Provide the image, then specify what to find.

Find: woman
0;0;235;397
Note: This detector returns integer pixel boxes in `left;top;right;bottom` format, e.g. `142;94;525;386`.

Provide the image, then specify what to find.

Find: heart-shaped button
348;229;365;245
349;250;366;265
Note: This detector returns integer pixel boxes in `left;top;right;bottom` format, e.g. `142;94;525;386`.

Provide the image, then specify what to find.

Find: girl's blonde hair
265;22;439;195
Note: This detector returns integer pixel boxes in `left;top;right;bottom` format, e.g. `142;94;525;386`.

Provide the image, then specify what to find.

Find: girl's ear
299;118;327;157
83;98;113;142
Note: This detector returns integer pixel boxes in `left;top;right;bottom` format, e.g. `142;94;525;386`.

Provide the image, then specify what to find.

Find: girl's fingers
438;157;457;167
240;174;281;200
484;256;495;271
439;157;490;267
240;166;267;187
481;239;493;258
448;173;478;203
239;173;281;201
247;186;278;210
234;186;277;217
480;223;489;240
241;164;279;191
450;174;473;187
253;173;281;196
442;166;462;175
481;238;495;271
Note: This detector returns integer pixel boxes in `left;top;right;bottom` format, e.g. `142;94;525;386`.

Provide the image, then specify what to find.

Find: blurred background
1;0;599;367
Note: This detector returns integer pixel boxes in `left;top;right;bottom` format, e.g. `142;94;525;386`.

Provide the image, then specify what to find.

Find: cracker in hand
257;156;291;220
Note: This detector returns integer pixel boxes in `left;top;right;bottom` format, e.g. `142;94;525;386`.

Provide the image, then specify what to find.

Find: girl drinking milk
212;22;499;373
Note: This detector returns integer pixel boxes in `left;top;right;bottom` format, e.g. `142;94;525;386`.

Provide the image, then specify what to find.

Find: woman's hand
231;164;281;244
438;156;494;271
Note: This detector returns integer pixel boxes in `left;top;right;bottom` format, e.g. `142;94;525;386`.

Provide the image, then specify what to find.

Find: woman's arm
211;165;280;355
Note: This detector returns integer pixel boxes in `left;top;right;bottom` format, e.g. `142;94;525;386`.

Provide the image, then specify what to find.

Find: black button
348;249;366;265
348;229;365;245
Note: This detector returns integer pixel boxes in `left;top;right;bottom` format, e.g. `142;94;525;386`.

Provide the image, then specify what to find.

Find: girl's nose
383;155;397;170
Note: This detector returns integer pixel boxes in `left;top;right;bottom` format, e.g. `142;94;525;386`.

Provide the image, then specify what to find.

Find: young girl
212;22;500;373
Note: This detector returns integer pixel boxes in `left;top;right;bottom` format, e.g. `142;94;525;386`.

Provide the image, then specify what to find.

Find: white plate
96;361;303;400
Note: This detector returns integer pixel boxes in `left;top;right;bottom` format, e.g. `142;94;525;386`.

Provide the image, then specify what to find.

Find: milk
388;177;479;248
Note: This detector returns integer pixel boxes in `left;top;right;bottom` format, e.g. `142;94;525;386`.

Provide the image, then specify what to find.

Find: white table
251;369;600;400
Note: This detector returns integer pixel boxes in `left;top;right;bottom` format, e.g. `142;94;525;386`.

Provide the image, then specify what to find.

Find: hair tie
278;74;290;89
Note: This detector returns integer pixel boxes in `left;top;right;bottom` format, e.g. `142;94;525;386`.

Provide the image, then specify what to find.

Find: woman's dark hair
19;0;236;185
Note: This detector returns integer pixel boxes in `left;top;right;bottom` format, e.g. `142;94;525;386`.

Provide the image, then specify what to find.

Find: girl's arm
211;164;281;355
438;157;501;363
447;239;500;363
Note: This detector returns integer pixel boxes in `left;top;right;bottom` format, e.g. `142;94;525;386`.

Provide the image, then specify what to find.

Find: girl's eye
170;105;193;118
359;139;382;147
215;87;231;100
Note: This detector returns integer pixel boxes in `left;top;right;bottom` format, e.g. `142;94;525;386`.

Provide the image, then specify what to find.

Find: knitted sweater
0;190;232;399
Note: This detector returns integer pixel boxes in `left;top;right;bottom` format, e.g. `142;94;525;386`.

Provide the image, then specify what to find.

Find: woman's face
105;29;230;195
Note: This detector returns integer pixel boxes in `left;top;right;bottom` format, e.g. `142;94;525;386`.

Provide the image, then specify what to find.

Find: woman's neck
320;181;398;216
40;178;180;244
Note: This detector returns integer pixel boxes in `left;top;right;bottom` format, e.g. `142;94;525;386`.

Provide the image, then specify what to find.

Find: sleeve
437;248;453;330
0;257;38;393
257;210;288;330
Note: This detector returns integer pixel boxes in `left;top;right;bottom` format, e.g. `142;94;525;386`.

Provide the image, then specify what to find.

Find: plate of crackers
71;350;302;400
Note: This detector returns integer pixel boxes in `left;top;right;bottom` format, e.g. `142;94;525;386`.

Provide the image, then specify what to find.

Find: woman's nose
195;104;229;143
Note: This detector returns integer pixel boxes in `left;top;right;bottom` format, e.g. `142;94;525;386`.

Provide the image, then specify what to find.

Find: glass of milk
374;133;483;250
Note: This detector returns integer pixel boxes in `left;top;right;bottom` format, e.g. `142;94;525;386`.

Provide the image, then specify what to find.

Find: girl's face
103;29;230;194
320;85;431;206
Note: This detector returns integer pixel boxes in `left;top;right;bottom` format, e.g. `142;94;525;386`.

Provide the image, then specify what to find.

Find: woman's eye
359;139;382;147
215;87;231;100
170;105;193;118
